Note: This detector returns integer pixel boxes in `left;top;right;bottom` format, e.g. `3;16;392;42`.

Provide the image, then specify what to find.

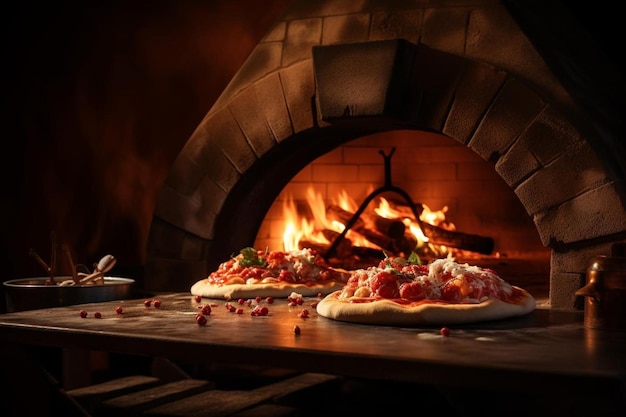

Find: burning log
326;205;405;238
326;204;494;255
325;205;416;255
420;223;494;255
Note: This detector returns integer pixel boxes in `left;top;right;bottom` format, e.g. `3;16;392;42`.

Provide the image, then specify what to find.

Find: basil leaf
237;247;266;267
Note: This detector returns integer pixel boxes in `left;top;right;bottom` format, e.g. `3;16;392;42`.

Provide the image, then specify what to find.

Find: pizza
190;247;351;300
316;254;535;326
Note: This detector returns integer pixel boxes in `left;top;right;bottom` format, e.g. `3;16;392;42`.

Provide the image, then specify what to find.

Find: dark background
1;0;291;291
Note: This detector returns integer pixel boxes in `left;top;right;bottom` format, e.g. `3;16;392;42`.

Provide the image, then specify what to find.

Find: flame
282;186;453;257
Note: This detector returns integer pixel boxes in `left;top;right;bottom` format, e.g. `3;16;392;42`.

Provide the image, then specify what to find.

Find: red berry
310;301;319;309
255;296;262;303
115;306;123;314
293;325;301;335
251;305;269;316
144;299;152;307
317;292;322;298
194;295;202;303
299;309;309;318
153;300;161;308
237;298;245;305
196;314;207;326
94;312;102;319
440;327;451;337
295;297;303;305
80;310;88;318
265;296;274;304
236;308;244;315
201;305;212;315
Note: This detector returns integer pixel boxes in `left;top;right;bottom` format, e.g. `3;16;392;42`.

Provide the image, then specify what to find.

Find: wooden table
1;292;625;412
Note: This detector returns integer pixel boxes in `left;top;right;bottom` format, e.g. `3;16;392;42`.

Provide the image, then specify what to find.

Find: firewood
325;205;405;238
420;223;494;254
327;204;494;255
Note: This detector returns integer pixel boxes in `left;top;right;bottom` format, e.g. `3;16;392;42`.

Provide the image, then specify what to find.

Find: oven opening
253;130;551;301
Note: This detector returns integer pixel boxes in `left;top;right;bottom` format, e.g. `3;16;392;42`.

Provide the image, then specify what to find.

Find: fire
283;186;453;259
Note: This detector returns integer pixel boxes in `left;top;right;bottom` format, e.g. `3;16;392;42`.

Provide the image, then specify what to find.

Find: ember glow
282;186;452;259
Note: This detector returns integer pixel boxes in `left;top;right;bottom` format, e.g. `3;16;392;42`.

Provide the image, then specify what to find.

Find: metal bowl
3;276;135;312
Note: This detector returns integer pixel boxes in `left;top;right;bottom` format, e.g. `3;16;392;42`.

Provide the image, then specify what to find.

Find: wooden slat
96;379;215;416
67;375;161;412
144;373;337;417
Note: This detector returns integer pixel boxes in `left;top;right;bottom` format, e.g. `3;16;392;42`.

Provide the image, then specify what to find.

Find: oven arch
146;3;625;310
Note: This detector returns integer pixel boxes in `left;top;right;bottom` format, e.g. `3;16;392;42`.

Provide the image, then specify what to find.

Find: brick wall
254;130;545;256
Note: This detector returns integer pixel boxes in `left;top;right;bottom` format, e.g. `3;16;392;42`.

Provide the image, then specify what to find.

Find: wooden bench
66;372;339;417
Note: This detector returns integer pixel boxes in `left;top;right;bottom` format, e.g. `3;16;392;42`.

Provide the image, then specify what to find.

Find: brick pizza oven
144;0;626;310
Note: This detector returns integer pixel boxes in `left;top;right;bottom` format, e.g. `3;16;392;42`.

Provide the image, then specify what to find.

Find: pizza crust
190;279;345;300
315;286;536;326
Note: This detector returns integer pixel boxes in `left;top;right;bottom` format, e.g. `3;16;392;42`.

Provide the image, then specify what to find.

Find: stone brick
421;7;468;54
229;88;279;157
549;271;585;309
534;181;626;246
164;154;204;196
408;45;467;130
321;13;370;45
262;21;287;42
469;78;545;162
496;106;583;186
280;60;316;133
283;18;322;66
202;109;258;174
186;133;239;192
550;242;619;274
313;39;418;121
154;181;221;241
444;62;507;145
254;74;294;143
515;142;610;215
370;10;423;43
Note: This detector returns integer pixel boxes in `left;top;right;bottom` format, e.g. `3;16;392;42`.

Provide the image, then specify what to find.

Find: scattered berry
144;299;152;307
236;308;244;315
94;312;102;319
255;296;262;303
299;309;310;319
310;301;319;309
317;292;322;298
201;305;212;315
251;305;269;316
80;310;88;318
194;295;202;303
196;314;207;326
153;300;161;308
237;298;245;305
265;296;274;304
293;325;301;335
115;306;123;314
440;327;451;337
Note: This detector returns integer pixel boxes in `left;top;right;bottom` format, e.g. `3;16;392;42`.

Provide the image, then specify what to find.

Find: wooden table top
1;292;625;396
